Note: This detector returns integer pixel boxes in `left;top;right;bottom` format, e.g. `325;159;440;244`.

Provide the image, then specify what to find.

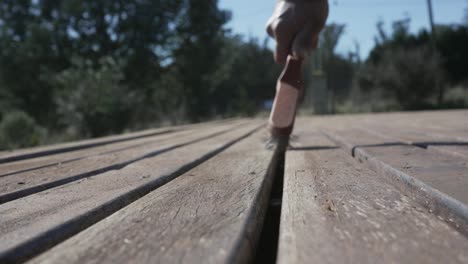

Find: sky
219;0;468;59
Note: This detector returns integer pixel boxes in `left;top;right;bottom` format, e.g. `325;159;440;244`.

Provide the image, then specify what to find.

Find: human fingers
291;24;321;59
271;19;297;64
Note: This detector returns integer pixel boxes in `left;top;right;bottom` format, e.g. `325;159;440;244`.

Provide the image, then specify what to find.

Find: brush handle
279;56;303;88
268;55;304;137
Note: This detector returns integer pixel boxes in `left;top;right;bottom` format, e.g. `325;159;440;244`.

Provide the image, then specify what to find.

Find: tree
0;111;44;149
317;24;352;113
53;57;135;137
436;25;468;85
0;0;280;148
359;19;445;110
464;8;468;25
360;46;442;110
320;23;346;61
208;36;280;116
170;0;231;121
0;0;62;125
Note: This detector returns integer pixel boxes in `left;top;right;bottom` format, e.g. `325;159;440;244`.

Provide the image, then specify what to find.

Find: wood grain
277;127;468;264
1;110;466;263
357;123;468;159
298;110;468;142
0;120;244;177
0;120;247;204
28;128;279;264
0;122;262;263
0;126;176;164
0;118;236;164
326;129;468;203
322;127;468;224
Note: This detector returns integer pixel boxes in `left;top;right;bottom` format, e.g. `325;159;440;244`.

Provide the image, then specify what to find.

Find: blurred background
0;0;467;149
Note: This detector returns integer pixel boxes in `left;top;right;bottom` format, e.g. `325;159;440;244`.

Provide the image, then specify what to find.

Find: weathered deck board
357;111;468;142
322;127;468;204
300;111;468;160
0;119;236;164
277;127;468;264
0;120;247;204
0;127;177;164
0;122;262;263
357;123;468;159
382;111;468;136
0;110;466;263
29;128;279;264
319;127;468;232
299;110;468;141
0;120;243;177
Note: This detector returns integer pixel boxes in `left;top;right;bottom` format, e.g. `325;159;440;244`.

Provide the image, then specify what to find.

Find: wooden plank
0;127;176;164
0;118;236;164
352;111;468;142
0;129;187;177
321;126;468;233
277;128;468;264
0;122;263;263
295;111;468;169
389;110;468;133
358;123;468;159
298;110;468;142
28;127;279;264
0;120;247;204
401;124;468;143
0;120;243;177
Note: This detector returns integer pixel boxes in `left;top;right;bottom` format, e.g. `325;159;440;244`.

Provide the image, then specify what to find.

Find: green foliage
305;23;354;114
170;0;232;120
311;18;468;114
357;19;468;110
368;19;431;65
0;111;45;149
360;46;442;110
52;57;136;137
436;25;468;84
208;36;280;116
320;23;346;60
0;0;187;128
368;19;468;86
3;0;465;150
0;0;280;149
444;86;468;108
0;0;280;148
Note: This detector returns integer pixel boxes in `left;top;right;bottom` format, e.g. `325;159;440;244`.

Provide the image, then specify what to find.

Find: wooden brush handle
279;56;303;88
268;55;304;137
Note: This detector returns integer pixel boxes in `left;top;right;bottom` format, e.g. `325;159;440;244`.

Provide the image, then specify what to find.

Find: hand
266;0;329;64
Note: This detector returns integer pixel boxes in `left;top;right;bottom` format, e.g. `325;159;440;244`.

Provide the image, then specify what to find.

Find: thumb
291;25;320;60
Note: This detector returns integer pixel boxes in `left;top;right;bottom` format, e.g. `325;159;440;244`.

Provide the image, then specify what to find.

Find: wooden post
427;0;436;36
427;0;444;106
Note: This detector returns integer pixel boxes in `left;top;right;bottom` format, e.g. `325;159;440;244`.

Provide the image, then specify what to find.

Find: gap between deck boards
254;151;285;263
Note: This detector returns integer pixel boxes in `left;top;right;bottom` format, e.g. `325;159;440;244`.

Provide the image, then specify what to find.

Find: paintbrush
268;55;303;148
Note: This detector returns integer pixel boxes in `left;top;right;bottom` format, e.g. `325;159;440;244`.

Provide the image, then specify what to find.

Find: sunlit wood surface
0;110;467;263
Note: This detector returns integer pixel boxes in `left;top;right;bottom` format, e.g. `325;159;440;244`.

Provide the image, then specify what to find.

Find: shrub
444;86;468;108
358;46;443;110
0;111;45;149
53;57;136;138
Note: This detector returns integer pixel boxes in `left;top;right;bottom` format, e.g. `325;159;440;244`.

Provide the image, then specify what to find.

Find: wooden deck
0;110;467;263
